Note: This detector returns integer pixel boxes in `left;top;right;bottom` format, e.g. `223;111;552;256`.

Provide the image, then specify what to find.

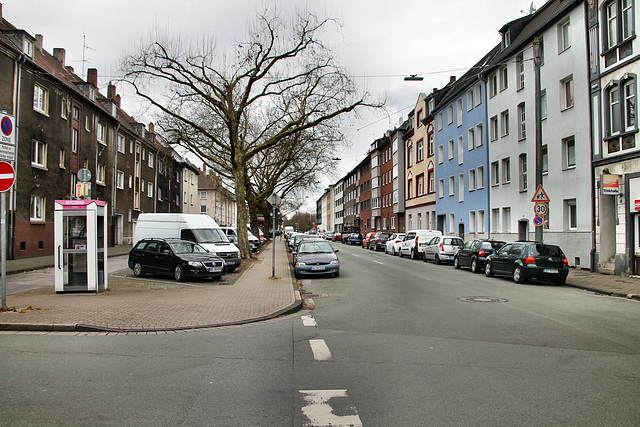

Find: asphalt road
1;243;639;426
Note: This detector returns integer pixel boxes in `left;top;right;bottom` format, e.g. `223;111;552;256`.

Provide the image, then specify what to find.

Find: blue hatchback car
347;233;363;246
294;240;340;279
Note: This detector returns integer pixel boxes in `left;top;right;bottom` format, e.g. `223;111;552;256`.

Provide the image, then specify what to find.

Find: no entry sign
0;161;15;192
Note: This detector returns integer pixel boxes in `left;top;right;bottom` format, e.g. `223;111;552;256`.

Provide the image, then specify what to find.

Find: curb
565;283;640;301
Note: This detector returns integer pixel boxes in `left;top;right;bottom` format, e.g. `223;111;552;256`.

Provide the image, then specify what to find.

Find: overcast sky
3;0;535;207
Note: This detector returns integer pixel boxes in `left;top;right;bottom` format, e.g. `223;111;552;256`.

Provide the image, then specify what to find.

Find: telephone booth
54;200;108;293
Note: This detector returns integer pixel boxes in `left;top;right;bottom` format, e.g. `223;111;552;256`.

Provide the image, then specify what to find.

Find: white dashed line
301;315;317;327
299;389;363;426
309;339;332;361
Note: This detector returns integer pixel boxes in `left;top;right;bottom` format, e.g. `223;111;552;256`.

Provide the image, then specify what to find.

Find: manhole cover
458;296;509;303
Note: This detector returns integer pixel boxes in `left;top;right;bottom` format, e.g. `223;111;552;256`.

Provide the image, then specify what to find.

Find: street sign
267;194;282;206
0;113;16;162
77;168;92;182
533;216;544;226
531;184;550;202
534;202;548;216
0;161;15;192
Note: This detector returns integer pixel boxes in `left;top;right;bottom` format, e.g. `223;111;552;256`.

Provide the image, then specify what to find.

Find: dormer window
23;39;34;58
502;29;511;49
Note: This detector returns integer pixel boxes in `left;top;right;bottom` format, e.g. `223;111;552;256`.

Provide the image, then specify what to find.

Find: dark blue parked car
347;233;363;246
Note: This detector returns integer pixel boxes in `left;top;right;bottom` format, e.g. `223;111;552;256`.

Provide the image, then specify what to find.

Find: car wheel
470;258;479;274
392;247;397;256
554;277;566;286
453;257;460;269
133;262;145;277
173;265;185;282
411;248;418;260
334;270;340;278
226;267;236;273
422;251;428;262
294;270;301;279
513;266;526;284
435;254;441;265
485;261;494;277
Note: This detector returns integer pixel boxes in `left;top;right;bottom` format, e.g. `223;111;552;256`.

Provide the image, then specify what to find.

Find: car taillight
439;243;444;251
478;249;485;257
563;258;568;266
376;239;381;243
524;256;536;264
415;236;419;244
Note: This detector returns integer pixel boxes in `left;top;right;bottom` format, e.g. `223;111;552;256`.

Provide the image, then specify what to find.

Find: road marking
372;259;383;264
309;339;332;361
299;389;363;427
301;315;317;327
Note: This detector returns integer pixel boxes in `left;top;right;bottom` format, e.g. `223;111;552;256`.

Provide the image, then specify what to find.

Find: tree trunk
234;167;252;259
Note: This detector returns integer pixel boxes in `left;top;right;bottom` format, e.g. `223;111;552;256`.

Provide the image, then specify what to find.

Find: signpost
0;113;15;162
531;184;550;243
0;161;15;309
267;194;282;278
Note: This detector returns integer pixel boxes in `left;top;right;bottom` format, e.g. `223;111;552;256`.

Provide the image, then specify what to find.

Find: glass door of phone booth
54;200;108;293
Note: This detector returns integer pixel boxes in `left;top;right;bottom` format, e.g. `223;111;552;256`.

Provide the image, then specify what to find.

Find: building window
407;179;413;198
623;79;636;131
475;83;483;106
477;166;485;189
148;152;154;168
449;176;455;196
561;76;574;110
457;99;463;126
558;18;571;53
448;139;454;160
478;210;485;233
489;73;498;98
417;174;424;196
542;145;549;174
417;139;424;162
492;208;500;233
96;164;105;184
72;129;78;153
31;195;45;221
519;153;528;192
158;187;163;201
502;207;511;233
516;52;525;90
449;213;455;234
437;112;443;131
97;122;105;144
448;105;454;124
564;199;577;230
469;168;476;191
59;149;65;169
129;175;133;189
458;136;464;165
605;77;637;140
148;182;154;198
469;211;476;233
603;0;634;51
490;116;498;141
33;84;48;115
428;133;434;157
117;134;125;153
501;110;510;137
500;66;508;91
438;179;444;198
476;124;483;147
190;194;194;206
502;157;511;184
200;191;207;199
61;97;68;120
467;90;474;111
438;145;444;164
407;145;413;167
541;90;548;120
491;161;499;186
428;170;435;193
116;170;124;189
85;115;91;132
563;136;576;168
459;173;464;202
518;103;526;140
468;128;475;151
32;140;47;169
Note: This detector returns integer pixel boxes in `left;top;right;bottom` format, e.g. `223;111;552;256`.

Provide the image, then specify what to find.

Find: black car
484;241;569;285
453;239;506;273
369;232;392;251
128;238;226;281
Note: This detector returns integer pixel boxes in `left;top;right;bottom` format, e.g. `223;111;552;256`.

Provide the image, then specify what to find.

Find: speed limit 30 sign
534;202;548;216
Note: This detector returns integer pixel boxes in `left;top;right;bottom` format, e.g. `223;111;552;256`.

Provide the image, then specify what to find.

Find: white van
133;214;242;272
399;229;443;260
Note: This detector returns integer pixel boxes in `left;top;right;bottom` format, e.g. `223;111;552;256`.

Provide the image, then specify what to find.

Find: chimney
115;94;121;108
35;34;43;52
148;122;155;133
53;48;66;66
66;65;75;73
107;83;116;100
433;87;438;93
449;76;456;84
87;68;98;87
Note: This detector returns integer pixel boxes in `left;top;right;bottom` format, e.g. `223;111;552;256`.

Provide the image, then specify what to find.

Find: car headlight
296;262;306;266
330;260;339;265
188;261;203;267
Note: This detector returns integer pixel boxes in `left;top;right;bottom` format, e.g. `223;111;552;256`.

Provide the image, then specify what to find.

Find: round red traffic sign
0;161;15;192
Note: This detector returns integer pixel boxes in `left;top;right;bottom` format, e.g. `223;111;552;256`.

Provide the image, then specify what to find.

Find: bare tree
121;6;379;258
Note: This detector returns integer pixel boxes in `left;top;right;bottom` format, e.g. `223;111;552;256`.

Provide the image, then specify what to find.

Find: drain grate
458;296;509;303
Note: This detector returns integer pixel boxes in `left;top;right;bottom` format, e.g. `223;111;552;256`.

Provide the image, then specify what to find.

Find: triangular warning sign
531;184;550;202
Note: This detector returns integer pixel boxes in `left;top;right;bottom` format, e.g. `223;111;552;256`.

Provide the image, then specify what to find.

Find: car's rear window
444;238;464;246
481;241;505;250
531;244;564;257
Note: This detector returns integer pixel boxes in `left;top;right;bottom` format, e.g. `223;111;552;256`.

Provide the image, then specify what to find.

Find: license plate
207;267;220;273
543;269;558;274
311;266;326;271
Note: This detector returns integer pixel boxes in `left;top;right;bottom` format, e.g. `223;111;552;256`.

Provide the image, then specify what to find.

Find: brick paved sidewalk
0;242;301;332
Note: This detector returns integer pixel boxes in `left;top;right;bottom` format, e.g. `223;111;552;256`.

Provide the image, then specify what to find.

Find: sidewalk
0;241;301;333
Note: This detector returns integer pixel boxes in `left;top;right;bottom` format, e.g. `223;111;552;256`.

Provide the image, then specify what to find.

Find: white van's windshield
192;229;229;244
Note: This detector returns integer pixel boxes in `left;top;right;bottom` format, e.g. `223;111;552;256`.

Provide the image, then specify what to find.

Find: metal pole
2;191;6;309
534;37;544;243
272;204;276;278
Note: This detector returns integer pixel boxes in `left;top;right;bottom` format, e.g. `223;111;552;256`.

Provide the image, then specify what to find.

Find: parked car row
285;232;340;279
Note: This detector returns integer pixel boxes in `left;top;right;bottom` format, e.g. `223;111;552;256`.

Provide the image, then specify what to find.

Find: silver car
423;235;465;265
